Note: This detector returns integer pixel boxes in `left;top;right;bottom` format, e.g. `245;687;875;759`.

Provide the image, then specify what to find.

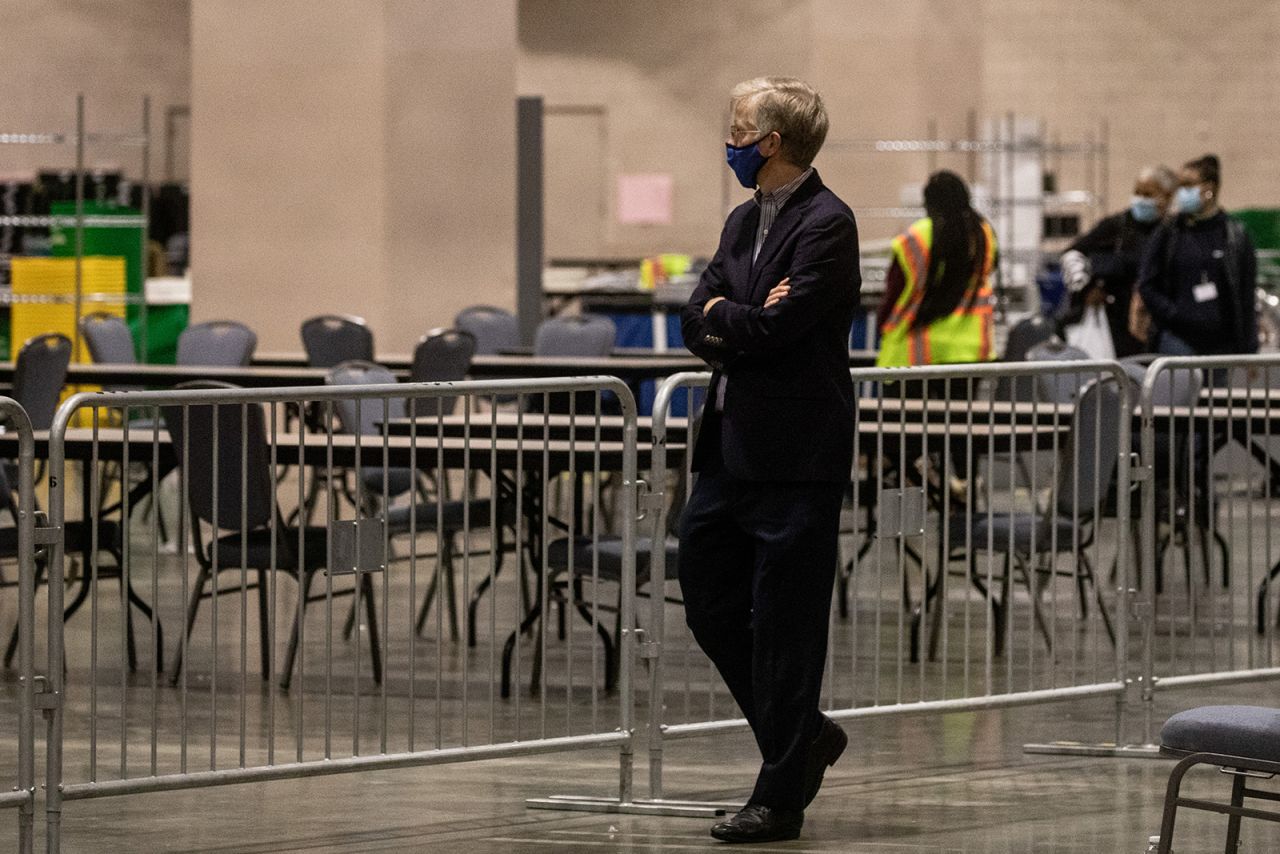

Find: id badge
1193;281;1218;303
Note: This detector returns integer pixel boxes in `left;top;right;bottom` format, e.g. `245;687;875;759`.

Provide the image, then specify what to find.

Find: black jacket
681;170;860;482
1058;210;1159;357
1137;211;1258;355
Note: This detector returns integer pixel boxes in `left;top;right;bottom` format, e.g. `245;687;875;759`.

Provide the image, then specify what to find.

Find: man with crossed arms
679;76;861;843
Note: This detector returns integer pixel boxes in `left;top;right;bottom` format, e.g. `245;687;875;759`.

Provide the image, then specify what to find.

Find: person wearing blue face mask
1138;154;1262;526
1138;154;1258;357
680;76;859;844
1056;165;1176;356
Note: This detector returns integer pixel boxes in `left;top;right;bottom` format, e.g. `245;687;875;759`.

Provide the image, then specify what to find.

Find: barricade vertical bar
459;394;470;748
268;402;278;766
120;406;130;779
618;381;638;806
646;380;672;801
9;401;35;854
434;397;445;749
150;409;161;775
180;406;191;770
210;404;220;771
380;395;390;756
590;392;603;734
538;393;550;740
406;395;418;752
89;410;100;781
47;395;73;854
239;403;249;768
294;409;305;762
513;393;524;737
1113;366;1132;747
1266;366;1275;669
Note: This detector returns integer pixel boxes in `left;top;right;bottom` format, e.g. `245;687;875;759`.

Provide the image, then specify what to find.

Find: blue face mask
725;134;770;189
1175;185;1203;216
1129;195;1159;223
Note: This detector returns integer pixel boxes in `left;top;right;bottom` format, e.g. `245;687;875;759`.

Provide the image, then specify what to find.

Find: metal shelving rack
0;94;153;361
809;112;1111;322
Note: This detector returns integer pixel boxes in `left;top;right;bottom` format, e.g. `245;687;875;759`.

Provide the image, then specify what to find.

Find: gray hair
730;77;829;169
1137;164;1177;193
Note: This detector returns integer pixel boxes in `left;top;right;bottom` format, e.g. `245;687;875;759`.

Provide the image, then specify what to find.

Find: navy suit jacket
681;170;860;483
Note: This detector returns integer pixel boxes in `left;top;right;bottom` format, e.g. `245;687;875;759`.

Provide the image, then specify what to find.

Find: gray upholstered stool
1151;705;1280;853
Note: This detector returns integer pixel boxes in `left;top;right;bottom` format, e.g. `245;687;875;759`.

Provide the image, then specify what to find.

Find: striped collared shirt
752;167;813;263
715;167;814;411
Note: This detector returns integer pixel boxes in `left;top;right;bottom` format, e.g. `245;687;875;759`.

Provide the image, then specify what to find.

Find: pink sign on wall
616;173;674;225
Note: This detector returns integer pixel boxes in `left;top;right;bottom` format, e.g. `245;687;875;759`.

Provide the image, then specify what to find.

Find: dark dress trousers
678;170;860;811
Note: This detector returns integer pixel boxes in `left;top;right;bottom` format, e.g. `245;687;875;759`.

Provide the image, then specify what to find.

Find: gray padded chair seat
948;513;1078;553
209;526;331;571
1161;705;1280;762
547;535;678;585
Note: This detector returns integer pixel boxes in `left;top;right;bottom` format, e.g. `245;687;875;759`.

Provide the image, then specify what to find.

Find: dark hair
1185;153;1221;189
913;170;988;331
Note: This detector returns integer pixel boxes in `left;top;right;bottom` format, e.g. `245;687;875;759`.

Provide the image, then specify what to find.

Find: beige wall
192;0;518;353
521;0;1280;255
519;0;814;259
0;0;189;178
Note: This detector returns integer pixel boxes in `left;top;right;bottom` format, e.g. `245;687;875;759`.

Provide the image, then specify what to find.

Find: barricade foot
1022;741;1163;758
526;795;736;817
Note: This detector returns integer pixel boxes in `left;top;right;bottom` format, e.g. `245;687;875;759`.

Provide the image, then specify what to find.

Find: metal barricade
0;398;39;854
640;361;1134;810
41;377;638;852
1138;354;1280;744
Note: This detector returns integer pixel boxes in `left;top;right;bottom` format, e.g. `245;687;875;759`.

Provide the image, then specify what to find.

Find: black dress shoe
803;717;848;806
711;803;803;843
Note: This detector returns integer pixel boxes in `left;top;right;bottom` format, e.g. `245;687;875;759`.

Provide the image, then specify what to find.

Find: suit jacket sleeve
701;209;858;353
681;221;737;368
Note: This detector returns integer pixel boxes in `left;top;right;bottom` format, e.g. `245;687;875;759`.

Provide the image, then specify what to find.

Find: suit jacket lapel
730;204;760;301
747;171;823;304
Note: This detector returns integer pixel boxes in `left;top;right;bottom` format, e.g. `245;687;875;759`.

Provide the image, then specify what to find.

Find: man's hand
764;277;791;308
703;296;727;315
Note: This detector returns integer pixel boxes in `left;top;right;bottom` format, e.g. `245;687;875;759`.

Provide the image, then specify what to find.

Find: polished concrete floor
24;682;1279;853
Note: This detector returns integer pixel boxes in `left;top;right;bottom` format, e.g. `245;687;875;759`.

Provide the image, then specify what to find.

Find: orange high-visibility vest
876;217;998;367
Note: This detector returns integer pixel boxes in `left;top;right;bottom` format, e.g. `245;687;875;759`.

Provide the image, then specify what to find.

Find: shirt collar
754;167;813;208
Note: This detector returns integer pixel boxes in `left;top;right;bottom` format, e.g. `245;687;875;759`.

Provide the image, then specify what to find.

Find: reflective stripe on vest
876;217;998;368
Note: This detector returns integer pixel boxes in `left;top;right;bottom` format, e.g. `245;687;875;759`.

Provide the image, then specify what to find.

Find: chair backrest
326;360;406;436
1055;375;1133;520
177;320;257;367
13;333;71;431
1120;358;1202;408
80;312;137;364
161;381;275;532
1028;340;1092;404
995;315;1059;401
411;328;476;417
1003;314;1057;362
300;314;374;368
534;314;616;357
455;305;519;355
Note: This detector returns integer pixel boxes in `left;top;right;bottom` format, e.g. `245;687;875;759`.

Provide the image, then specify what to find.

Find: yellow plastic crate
10;256;126;362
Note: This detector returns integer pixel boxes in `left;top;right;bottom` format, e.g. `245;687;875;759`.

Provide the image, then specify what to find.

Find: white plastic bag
1065;303;1116;360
